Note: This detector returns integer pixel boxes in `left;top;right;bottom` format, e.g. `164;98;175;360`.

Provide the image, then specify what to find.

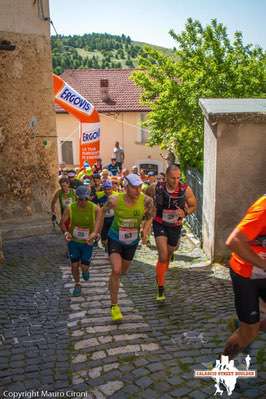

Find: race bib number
62;197;73;207
73;227;89;241
105;208;114;218
119;227;138;244
251;252;266;279
162;209;179;224
120;219;137;228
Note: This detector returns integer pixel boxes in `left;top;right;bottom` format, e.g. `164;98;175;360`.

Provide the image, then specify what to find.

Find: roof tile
55;68;149;113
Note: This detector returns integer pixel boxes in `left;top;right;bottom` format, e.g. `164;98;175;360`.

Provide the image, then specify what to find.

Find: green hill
51;32;174;74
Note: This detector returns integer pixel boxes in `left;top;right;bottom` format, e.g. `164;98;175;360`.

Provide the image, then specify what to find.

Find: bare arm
184;186;197;215
141;195;155;244
103;195;119;212
145;183;156;199
87;206;104;243
226;229;266;271
175;186;197;220
59;206;72;241
51;190;60;214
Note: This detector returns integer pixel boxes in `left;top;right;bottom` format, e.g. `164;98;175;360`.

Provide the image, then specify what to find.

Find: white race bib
119;227;138;245
251;252;266;279
73;227;89;241
162;209;179;224
62;197;73;207
105;208;114;218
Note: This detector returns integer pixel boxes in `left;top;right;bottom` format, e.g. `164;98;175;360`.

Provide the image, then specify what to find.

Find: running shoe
156;287;166;301
72;285;81;297
82;270;90;281
111;304;123;321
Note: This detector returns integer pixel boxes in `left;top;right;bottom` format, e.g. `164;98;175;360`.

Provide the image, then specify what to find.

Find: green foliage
51;33;151;73
131;18;266;171
51;33;172;73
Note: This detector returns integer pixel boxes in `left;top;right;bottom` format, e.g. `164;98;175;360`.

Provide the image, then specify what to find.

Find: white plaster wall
202;119;217;259
0;0;50;36
56;112;164;171
214;121;266;258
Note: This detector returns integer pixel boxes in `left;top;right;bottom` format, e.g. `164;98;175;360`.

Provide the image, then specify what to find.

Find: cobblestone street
1;229;266;398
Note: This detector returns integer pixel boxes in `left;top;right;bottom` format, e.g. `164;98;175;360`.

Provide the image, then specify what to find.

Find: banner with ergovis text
80;123;100;167
53;74;100;167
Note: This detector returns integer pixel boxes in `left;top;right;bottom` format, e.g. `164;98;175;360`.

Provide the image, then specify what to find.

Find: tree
125;57;134;67
131;18;266;171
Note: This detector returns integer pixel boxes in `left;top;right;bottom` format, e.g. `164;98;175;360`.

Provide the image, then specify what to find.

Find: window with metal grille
61;141;74;164
139;163;158;174
137;113;149;143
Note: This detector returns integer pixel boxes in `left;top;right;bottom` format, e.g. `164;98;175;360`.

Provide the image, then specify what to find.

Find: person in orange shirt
223;194;266;359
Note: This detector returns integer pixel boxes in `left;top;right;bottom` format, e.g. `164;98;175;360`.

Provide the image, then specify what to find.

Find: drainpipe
121;112;125;149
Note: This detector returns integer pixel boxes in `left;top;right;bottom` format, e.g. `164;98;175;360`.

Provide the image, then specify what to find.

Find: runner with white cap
104;173;154;321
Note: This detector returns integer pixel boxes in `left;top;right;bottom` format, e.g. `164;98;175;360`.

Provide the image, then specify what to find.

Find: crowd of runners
51;158;197;320
51;154;266;363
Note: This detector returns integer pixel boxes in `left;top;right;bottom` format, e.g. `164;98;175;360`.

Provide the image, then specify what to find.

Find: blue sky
50;0;266;49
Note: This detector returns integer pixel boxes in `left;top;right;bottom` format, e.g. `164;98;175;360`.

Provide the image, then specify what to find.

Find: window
139;163;158;174
61;141;74;164
137;113;149;143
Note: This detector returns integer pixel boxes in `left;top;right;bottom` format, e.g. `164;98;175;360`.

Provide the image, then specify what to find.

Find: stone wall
200;99;266;261
0;232;4;264
0;1;58;220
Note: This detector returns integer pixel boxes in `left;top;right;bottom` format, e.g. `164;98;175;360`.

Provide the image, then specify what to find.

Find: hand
176;207;186;219
64;232;72;242
258;253;266;271
141;230;148;245
87;232;97;244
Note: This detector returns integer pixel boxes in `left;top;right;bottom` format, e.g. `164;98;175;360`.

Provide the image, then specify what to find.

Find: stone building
0;0;58;221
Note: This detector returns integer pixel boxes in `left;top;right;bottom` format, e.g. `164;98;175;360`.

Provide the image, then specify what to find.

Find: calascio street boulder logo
194;355;256;396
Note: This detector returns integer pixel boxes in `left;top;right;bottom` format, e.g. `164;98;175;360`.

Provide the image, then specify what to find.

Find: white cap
125;173;143;187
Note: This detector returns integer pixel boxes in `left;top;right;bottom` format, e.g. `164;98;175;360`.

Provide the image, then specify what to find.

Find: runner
77;161;93;181
104;173;154;321
147;171;157;185
131;165;139;175
101;168;110;184
67;170;82;189
146;164;197;301
92;173;103;192
142;171;157;194
51;177;76;219
93;180;118;250
110;176;120;192
222;194;266;359
60;185;103;297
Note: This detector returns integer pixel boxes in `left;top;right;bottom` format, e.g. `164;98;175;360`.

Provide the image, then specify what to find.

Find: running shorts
101;217;114;242
153;220;182;247
230;268;266;324
107;238;138;261
68;241;93;265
